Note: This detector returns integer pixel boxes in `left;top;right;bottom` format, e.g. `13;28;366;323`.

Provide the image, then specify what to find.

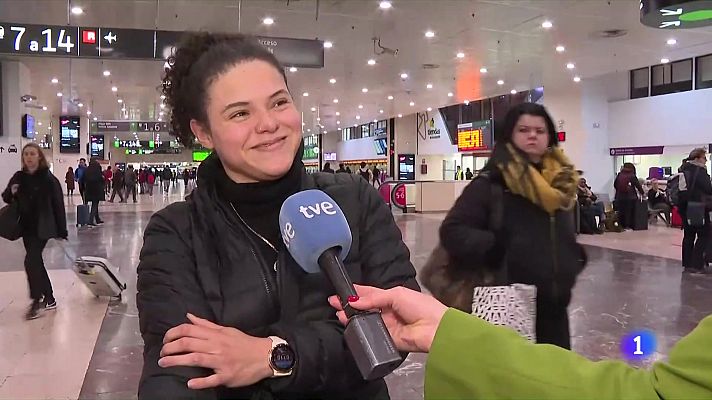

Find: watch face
271;343;296;372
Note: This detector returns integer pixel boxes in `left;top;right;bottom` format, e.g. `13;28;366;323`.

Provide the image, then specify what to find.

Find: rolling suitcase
76;204;90;227
73;256;127;299
671;206;683;228
633;199;649;231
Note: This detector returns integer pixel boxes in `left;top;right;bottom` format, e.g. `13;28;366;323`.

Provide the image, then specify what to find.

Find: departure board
457;120;492;152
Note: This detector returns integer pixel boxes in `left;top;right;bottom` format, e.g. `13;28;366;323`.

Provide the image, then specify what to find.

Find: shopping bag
0;202;21;241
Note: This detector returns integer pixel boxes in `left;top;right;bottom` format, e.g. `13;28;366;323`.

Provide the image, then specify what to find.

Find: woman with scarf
439;102;586;349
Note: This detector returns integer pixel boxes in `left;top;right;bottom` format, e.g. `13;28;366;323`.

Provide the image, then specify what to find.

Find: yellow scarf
497;143;578;215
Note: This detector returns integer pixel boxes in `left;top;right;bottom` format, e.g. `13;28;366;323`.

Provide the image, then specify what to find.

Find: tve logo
298;201;337;218
282;222;295;248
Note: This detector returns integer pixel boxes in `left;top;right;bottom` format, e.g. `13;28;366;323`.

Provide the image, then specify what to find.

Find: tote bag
471;283;537;341
0;202;22;241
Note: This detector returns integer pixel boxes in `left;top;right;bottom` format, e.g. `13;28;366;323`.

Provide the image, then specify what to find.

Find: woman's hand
10;184;19;195
159;313;273;390
328;285;448;353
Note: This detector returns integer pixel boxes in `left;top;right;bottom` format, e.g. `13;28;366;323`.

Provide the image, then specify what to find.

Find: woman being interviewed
439;103;586;349
136;33;418;399
2;143;67;320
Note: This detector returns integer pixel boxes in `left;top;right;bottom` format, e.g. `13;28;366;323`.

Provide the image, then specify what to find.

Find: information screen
59;116;80;154
457;120;492;152
90;134;104;159
398;154;415;181
22;114;35;139
373;137;387;155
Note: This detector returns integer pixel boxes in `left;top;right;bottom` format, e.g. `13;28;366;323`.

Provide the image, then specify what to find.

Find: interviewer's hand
328;285;447;353
158;313;273;389
10;184;19;195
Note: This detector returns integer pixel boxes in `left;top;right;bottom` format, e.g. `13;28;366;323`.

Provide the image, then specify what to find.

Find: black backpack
666;173;685;206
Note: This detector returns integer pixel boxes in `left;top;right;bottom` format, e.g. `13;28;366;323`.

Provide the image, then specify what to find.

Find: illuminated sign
91;120;168;133
59;116;80;154
641;0;712;29
457;120;492;152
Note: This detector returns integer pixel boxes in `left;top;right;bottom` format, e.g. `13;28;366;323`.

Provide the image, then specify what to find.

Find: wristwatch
268;336;295;377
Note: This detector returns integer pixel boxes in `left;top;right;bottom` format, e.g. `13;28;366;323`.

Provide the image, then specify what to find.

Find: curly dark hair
162;32;286;148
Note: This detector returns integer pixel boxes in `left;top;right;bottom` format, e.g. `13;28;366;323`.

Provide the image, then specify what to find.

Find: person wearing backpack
678;148;712;274
438;103;586;349
613;163;644;230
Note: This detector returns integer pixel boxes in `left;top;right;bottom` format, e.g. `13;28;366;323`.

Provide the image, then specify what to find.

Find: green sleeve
424;309;712;400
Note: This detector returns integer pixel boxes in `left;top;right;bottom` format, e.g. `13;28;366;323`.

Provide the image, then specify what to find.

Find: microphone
279;189;402;381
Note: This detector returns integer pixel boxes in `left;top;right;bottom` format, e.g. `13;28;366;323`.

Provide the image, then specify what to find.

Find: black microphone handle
317;247;360;318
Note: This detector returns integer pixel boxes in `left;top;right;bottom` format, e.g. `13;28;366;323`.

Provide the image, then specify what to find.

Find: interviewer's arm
426;310;712;400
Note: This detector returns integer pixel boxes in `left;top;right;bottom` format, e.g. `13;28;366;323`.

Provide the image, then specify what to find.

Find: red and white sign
393;185;407;208
82;30;97;44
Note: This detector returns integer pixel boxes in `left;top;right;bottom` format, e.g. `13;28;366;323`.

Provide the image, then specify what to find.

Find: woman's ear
190;119;214;149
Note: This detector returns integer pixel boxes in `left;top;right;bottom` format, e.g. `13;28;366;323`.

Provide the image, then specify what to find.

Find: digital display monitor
374;137;387;156
457;120;492;152
22;114;35;139
90;134;104;159
59;116;80;153
323;152;337;161
398;154;415;181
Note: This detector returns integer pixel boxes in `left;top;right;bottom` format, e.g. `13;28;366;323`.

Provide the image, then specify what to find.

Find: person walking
125;165;138;203
322;162;334;173
103;165;113;195
358;161;371;182
336;163;347;173
65;167;75;196
2;143;67;320
372;165;381;186
146;170;155;196
109;166;126;203
83;158;105;226
161;166;172;193
138;168;146;194
465;168;474;180
678;148;712;274
75;158;87;203
614;163;644;230
439;103;586;349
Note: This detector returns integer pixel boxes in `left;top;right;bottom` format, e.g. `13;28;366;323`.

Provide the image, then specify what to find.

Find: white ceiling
2;0;712;140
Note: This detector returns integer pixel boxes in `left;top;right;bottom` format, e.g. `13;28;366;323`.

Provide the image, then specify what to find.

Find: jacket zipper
550;215;559;300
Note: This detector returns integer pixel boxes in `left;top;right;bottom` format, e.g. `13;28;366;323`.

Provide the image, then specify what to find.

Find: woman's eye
231;111;249;119
274;99;290;108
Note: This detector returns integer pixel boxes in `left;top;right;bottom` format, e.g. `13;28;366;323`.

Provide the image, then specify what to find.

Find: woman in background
83;158;105;226
2;143;67;320
65;167;75;197
613;163;644;230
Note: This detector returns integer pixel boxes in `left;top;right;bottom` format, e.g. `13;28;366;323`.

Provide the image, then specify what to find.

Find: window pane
632;68;649;89
652;65;669;85
698;54;712;81
672;59;692;83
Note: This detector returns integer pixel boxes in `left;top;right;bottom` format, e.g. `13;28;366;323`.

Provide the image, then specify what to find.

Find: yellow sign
458;129;485;151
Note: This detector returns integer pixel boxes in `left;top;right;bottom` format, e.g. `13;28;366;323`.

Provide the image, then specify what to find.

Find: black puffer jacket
440;170;586;348
2;168;67;240
137;161;418;399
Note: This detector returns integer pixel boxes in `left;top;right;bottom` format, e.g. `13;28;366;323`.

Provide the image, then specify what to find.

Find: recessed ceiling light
302;92;309;97
667;38;677;46
38;122;42;126
387;95;394;100
158;117;162;122
78;103;83;108
379;109;384;113
159;111;164;116
56;92;63;97
160;94;166;100
480;67;488;73
93;117;98;121
160;103;165;109
87;110;91;115
367;59;376;66
302;122;306;126
356;115;361;120
510;89;517;94
373;119;378;123
262;17;274;25
358;104;364;109
307;129;311;132
398;114;403;118
556;45;565;53
566;62;575;69
542;20;553;29
51;77;59;84
102;70;111;77
337;121;341;125
336;111;340;116
323;41;333;49
456;52;465;58
289;67;298;73
464;100;470;105
329;78;336;84
338;127;342;131
447;92;454;97
42;106;47;111
71;6;83;15
426;83;433;89
400;73;408;79
573;76;581;82
409;101;415;106
317;117;321;121
333;98;339;103
661;58;670;64
425;30;435;38
311;107;317;112
427;107;432;112
117;99;123;103
111;86;118;92
379;1;392;9
323;130;328;134
362;88;368;93
497;79;505;85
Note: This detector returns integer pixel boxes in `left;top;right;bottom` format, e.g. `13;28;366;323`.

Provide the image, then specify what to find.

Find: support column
0;61;30;205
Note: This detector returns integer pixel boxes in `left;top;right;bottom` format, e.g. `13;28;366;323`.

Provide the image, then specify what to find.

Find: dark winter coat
136;158;418;399
440;170;586;349
2;168;68;240
83;163;105;202
614;170;644;201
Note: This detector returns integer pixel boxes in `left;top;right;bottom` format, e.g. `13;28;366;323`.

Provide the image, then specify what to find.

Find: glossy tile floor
1;183;711;400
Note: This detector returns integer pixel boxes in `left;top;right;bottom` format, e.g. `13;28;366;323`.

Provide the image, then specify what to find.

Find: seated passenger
648;178;671;225
577;178;605;233
136;32;418;399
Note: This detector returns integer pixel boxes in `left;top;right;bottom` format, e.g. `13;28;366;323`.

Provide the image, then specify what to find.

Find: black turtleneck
214;153;304;266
